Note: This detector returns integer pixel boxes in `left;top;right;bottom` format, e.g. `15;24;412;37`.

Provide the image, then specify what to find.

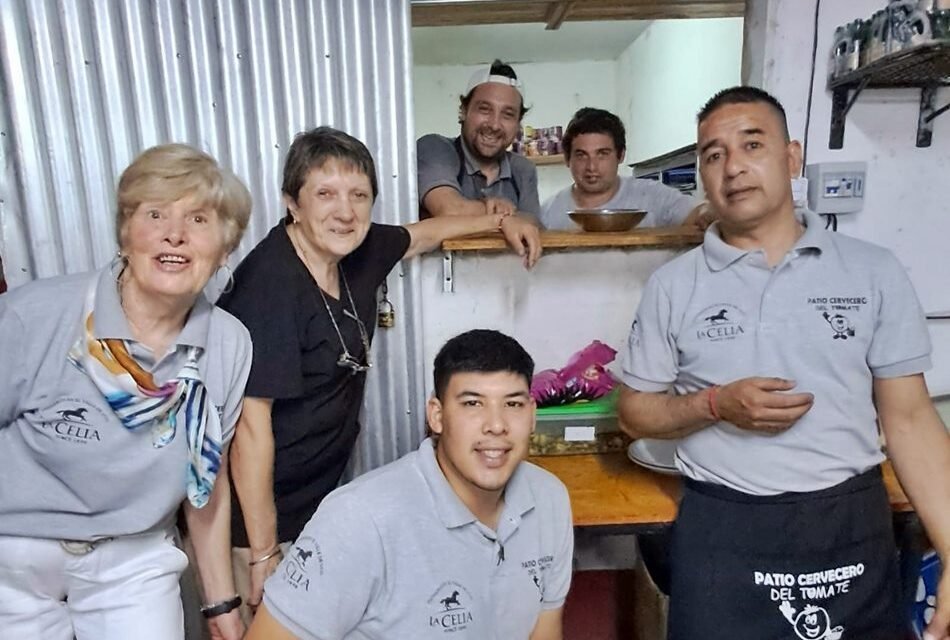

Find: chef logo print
695;304;746;343
808;295;867;340
427;581;475;633
753;563;864;639
822;312;855;340
779;601;843;640
522;554;554;602
629;317;640;348
281;536;323;592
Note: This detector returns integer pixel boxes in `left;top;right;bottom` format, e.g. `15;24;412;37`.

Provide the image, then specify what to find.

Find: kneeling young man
247;329;574;640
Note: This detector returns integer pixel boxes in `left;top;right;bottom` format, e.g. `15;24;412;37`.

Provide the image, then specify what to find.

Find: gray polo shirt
540;176;697;231
263;438;573;640
622;209;931;495
417;134;540;216
0;267;251;540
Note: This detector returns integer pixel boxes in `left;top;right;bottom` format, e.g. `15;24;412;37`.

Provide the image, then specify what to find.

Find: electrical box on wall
805;162;867;214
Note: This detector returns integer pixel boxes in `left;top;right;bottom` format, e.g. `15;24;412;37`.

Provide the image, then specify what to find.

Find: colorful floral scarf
67;281;223;508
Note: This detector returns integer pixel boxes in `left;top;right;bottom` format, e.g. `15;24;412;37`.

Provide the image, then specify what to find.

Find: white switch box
805;162;867;214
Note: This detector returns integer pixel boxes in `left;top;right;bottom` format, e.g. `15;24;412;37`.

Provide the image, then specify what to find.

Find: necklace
289;225;372;374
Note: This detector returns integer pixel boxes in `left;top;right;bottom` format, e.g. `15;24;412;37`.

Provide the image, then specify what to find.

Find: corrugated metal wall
0;0;427;474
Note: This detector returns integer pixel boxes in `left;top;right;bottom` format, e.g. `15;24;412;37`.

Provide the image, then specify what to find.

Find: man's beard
464;129;508;163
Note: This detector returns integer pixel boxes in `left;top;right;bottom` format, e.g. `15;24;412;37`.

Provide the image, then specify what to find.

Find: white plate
627;438;681;475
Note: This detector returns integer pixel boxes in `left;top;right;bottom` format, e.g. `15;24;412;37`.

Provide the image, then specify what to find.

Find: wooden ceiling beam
412;1;745;27
545;2;574;31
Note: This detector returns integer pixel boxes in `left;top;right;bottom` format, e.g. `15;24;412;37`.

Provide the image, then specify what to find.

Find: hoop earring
219;264;235;294
112;251;129;282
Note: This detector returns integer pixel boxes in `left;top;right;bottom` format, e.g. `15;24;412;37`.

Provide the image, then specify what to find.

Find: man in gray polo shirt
417;60;540;219
246;329;573;640
618;87;950;640
540;108;708;231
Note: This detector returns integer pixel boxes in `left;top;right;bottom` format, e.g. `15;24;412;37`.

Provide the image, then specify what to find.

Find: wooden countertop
441;227;703;252
529;452;911;529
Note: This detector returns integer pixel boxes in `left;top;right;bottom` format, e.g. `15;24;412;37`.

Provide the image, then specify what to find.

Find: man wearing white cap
417;60;541;227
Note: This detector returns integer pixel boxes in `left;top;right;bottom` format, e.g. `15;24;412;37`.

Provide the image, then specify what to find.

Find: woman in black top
219;126;541;619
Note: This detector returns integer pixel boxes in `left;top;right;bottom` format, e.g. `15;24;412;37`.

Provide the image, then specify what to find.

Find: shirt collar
417;438;534;530
92;265;213;349
457;136;512;180
703;207;828;272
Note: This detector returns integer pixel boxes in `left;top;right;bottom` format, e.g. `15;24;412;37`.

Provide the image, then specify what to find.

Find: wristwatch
200;594;242;618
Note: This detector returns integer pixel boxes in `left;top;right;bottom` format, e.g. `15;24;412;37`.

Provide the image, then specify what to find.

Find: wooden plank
412;0;744;27
442;227;703;251
545;1;574;30
530;453;912;528
527;154;565;166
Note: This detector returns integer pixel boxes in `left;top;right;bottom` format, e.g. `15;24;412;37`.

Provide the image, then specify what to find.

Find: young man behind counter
618;86;950;640
540;107;710;231
246;329;574;640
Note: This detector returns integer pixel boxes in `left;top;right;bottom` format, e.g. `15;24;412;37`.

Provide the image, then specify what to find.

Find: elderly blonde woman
0;144;253;640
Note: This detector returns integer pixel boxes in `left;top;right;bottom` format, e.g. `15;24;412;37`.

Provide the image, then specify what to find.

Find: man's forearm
884;408;950;561
617;385;715;440
231;397;279;551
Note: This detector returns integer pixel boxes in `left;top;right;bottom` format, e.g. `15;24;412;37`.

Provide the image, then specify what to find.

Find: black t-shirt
219;219;411;545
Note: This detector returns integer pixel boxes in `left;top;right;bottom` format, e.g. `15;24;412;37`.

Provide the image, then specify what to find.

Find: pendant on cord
377;279;395;329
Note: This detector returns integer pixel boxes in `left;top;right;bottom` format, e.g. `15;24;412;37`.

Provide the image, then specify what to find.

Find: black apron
668;466;905;640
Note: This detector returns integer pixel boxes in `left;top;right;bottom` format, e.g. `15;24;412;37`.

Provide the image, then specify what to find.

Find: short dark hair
563;107;626;157
697;86;790;141
281;126;379;205
459;59;529;120
433;329;534;401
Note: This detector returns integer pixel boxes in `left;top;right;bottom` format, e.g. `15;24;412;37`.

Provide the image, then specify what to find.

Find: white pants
0;530;189;640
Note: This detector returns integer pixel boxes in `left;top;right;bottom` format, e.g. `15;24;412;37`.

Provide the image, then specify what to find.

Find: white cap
464;65;524;98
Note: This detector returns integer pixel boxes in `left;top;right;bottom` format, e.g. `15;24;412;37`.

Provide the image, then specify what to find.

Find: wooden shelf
442;227;703;252
828;41;950;148
523;154;564;166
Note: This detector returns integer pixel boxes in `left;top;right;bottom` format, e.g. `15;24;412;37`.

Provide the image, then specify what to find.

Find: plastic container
531;392;629;456
911;550;942;638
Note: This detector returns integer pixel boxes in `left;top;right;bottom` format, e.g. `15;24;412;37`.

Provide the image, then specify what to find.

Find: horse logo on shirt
696;304;746;343
822;312;855;340
294;547;313;565
57;407;89;422
779;601;844;640
428;582;474;631
440;590;462;610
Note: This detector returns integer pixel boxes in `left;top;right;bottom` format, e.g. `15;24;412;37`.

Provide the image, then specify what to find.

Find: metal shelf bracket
918;85;949;147
829;78;870;149
442;251;454;293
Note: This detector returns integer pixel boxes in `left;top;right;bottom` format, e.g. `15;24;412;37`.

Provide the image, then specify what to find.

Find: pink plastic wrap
530;341;618;407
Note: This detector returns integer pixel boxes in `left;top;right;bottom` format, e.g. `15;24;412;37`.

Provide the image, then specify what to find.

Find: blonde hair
116;144;252;252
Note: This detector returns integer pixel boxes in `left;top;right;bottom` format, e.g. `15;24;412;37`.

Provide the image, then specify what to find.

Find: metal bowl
568;209;647;232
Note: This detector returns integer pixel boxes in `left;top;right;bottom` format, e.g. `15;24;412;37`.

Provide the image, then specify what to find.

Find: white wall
748;0;950;394
617;18;744;163
413;61;617;203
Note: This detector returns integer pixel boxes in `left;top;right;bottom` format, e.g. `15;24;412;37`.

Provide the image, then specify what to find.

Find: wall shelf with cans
828;40;950;149
523;154;565;166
